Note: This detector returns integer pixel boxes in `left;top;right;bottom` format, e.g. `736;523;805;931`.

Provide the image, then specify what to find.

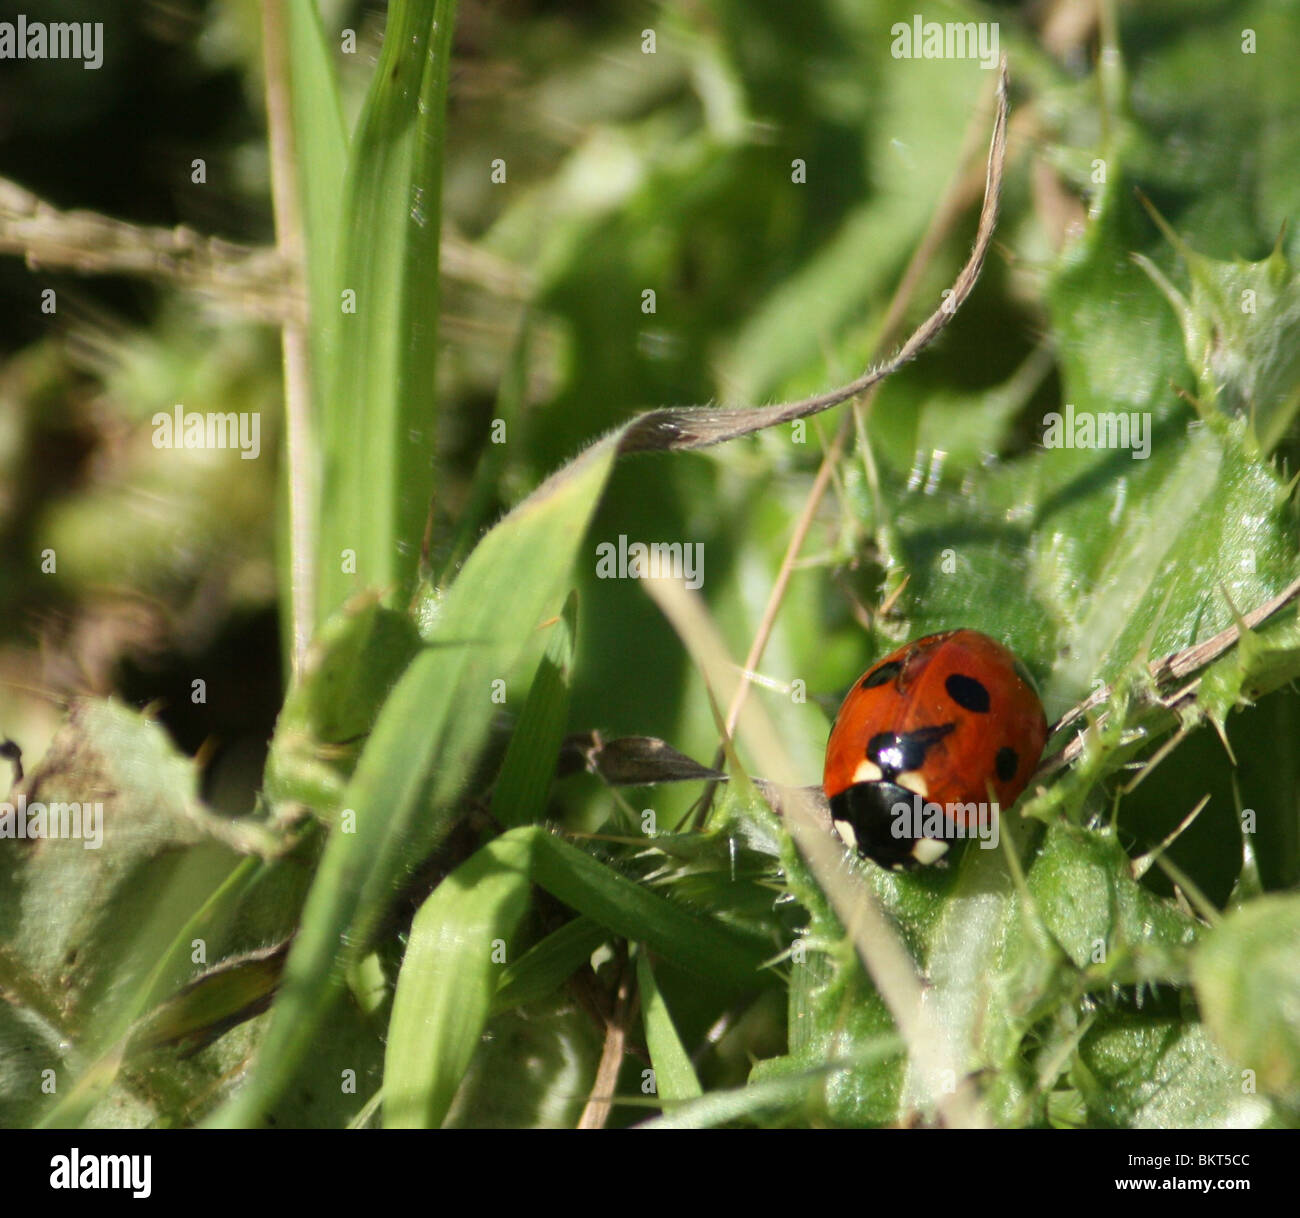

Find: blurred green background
2;0;1299;1128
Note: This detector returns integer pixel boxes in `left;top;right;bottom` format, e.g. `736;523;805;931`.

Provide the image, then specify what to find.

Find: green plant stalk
262;0;347;672
317;0;456;624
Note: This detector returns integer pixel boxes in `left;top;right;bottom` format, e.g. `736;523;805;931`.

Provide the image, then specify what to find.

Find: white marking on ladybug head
912;837;949;865
833;817;859;851
897;769;929;799
851;759;883;785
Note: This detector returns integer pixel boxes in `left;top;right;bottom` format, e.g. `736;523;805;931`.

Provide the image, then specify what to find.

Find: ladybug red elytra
823;629;1048;869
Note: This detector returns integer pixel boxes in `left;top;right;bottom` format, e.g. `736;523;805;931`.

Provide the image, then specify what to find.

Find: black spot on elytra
995;746;1019;782
866;723;955;777
945;672;990;713
860;660;903;690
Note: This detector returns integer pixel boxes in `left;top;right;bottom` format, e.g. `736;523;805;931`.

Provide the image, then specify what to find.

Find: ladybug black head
828;780;949;870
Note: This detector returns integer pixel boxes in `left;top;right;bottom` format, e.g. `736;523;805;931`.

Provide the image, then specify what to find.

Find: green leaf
1193;893;1300;1105
283;1;347;369
127;941;289;1058
525;828;772;990
0;700;247;1126
383;832;533;1128
489;591;577;828
1027;825;1197;978
491;916;609;1015
1072;1018;1267;1129
262;0;349;670
1137;226;1300;454
317;0;458;619
636;951;702;1104
209;440;618;1126
384;823;768;1126
442;1001;600;1128
749;826;908;1126
264;593;422;814
651;1041;901;1129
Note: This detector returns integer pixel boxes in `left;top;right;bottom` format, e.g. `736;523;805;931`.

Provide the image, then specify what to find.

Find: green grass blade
635;952;702;1103
493;826;774;1004
264;0;348;668
526;829;770;991
317;0;457;621
491;915;608;1015
382;833;534;1128
207;441;618;1126
284;0;347;365
641;1041;903;1129
385;824;768;1127
489;590;577;828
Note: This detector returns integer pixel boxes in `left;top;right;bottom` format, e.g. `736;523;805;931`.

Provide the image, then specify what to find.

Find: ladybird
823;629;1047;869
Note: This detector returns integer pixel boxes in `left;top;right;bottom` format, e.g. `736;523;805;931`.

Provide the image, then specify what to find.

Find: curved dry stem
1039;571;1300;777
612;62;1010;457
